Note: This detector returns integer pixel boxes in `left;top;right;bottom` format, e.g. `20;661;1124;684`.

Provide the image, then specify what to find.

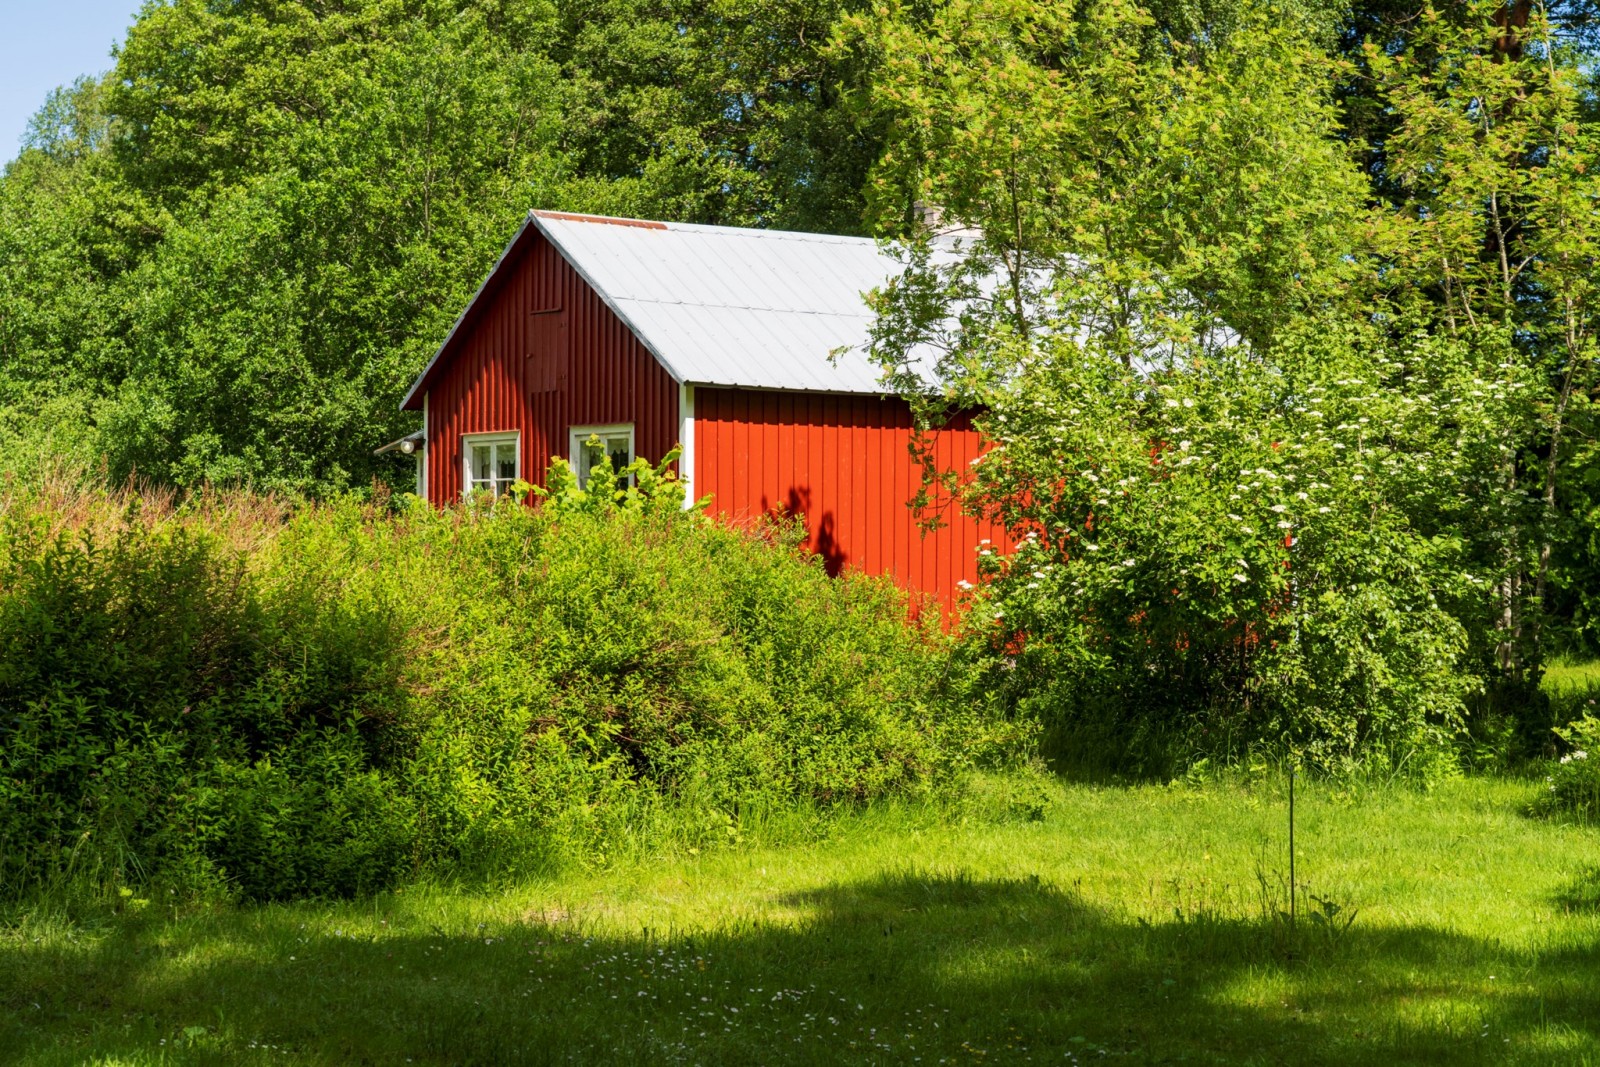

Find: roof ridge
613;295;876;317
533;208;879;246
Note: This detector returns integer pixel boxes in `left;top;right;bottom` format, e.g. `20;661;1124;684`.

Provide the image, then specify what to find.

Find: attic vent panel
528;307;566;392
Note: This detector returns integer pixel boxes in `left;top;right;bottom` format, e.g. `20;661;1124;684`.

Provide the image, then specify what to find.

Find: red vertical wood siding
426;234;679;500
694;387;1011;611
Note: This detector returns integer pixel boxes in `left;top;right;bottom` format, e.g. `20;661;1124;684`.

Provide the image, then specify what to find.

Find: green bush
1535;716;1600;822
914;323;1516;782
0;463;1020;906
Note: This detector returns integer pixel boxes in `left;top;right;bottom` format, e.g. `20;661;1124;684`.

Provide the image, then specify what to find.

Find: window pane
472;444;492;483
496;443;517;482
581;440;606;479
606;436;630;474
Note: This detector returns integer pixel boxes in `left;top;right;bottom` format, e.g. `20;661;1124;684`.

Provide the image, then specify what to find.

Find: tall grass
3;773;1597;1065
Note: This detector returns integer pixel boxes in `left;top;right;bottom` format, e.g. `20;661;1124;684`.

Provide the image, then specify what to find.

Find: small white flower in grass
1578;750;1589;760
1165;399;1180;408
1277;521;1292;530
1318;506;1331;513
1269;504;1287;513
1182;398;1194;408
956;580;973;591
1228;514;1243;522
1352;474;1364;481
1233;574;1248;583
1121;559;1135;568
1296;492;1308;501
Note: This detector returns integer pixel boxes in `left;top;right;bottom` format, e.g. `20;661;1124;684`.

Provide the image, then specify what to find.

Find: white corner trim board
678;382;696;507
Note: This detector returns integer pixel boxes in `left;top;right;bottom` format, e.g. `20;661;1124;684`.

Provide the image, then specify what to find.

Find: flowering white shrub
872;246;1532;776
953;315;1530;773
1537;716;1600;820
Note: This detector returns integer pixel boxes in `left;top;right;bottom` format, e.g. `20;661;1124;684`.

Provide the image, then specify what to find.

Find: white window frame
462;431;521;499
568;423;636;485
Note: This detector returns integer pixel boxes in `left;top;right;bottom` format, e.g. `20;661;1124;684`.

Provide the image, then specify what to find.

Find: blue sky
2;0;145;163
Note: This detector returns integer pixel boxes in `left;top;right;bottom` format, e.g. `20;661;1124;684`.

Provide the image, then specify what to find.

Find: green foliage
0;0;885;494
934;319;1520;777
6;775;1600;1064
529;442;708;516
844;0;1366;347
853;0;1511;776
0;468;1019;904
1535;715;1600;822
850;0;1600;776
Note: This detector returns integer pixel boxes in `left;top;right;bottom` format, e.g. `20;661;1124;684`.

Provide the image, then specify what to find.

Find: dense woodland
6;0;1600;904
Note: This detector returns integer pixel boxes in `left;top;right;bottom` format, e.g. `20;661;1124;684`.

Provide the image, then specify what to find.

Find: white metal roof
531;211;903;394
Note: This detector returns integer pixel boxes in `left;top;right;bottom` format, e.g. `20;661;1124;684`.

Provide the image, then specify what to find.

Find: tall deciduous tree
0;0;885;493
1363;2;1600;678
852;0;1569;771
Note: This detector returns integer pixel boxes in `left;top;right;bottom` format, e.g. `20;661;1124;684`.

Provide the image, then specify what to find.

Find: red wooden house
394;210;1006;607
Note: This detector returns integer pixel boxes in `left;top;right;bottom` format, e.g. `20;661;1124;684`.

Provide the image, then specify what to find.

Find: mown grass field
4;773;1599;1066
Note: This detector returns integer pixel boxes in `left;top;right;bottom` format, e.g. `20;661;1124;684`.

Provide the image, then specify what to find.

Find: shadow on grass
1556;865;1600;915
2;871;1597;1065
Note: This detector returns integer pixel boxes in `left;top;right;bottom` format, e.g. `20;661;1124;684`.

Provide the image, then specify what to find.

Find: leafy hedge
0;467;1020;904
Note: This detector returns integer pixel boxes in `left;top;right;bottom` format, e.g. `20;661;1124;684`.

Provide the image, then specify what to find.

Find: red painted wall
425;232;679;500
694;387;1010;610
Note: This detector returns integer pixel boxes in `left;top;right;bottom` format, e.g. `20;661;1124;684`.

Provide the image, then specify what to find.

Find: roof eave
681;378;898;398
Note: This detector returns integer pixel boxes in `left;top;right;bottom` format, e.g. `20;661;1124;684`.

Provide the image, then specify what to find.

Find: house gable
420;226;680;501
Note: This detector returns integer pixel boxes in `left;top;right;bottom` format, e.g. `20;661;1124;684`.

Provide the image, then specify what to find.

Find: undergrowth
0;465;1027;909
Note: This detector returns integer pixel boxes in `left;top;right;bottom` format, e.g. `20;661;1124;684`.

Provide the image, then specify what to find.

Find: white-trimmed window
569;424;635;484
463;432;520;498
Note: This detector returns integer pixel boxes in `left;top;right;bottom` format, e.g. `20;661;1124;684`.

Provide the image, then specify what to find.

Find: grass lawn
3;773;1599;1066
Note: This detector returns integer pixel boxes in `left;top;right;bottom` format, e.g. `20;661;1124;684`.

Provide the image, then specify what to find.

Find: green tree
1360;2;1600;684
852;0;1546;772
0;0;889;493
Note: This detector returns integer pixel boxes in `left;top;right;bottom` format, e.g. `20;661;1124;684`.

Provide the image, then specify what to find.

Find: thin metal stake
1288;764;1296;928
